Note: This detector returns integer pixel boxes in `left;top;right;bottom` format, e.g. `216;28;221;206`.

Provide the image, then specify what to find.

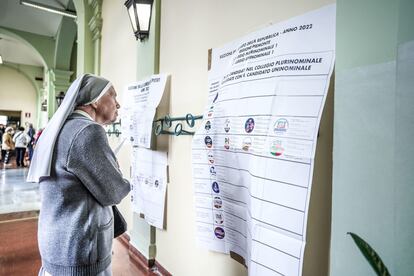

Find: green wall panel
331;0;414;275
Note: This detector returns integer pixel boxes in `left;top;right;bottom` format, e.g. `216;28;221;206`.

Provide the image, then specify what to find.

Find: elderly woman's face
95;86;120;125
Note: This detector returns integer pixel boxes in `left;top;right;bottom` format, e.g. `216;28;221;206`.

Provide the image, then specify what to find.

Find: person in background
33;128;44;148
13;126;30;167
0;124;5;161
0;124;5;136
28;74;130;276
27;123;36;162
2;127;15;167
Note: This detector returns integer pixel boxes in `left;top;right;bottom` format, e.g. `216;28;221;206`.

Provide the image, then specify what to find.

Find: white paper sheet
121;74;168;148
192;5;335;276
131;147;168;229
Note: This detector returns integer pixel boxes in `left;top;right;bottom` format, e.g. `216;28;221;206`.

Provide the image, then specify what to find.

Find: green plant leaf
348;232;391;276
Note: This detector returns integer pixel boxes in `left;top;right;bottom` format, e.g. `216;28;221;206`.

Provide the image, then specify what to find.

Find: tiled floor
0;167;40;214
0;217;152;276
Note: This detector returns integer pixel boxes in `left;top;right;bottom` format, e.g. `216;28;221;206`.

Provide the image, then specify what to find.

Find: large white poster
192;5;335;276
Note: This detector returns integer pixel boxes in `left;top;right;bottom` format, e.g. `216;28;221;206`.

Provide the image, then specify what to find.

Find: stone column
88;0;103;75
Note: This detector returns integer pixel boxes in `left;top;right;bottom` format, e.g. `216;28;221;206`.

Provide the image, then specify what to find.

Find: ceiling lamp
124;0;154;41
55;91;65;108
20;0;77;19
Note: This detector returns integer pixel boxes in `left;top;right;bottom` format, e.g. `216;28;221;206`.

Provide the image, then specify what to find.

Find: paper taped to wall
121;74;168;148
131;147;168;229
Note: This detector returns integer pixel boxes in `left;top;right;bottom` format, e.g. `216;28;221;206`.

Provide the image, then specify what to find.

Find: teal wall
331;0;414;275
394;0;414;274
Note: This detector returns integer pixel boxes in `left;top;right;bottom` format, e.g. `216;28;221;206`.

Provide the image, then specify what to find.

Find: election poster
192;5;335;276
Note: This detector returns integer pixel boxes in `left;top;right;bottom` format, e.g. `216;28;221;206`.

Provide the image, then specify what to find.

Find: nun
28;74;131;276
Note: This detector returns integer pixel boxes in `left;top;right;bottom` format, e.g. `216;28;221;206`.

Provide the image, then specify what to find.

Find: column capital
88;0;103;41
49;69;74;93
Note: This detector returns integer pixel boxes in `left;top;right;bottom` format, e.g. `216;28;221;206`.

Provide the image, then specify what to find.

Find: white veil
27;74;112;182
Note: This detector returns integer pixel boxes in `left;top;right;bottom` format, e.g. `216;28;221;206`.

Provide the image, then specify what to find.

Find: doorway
0;110;22;128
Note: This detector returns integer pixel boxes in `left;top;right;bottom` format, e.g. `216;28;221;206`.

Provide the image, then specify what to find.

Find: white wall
0;66;37;126
157;1;334;275
101;0;137;228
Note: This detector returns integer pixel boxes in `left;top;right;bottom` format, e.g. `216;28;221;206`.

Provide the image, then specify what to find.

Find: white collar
73;109;94;121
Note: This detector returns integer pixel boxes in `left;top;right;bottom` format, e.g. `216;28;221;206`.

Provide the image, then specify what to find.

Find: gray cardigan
38;114;130;275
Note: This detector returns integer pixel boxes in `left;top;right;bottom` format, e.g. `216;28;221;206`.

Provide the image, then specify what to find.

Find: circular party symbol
204;136;213;148
244;118;255;133
213;196;222;209
214;227;225;239
274;118;289;134
214;211;224;224
224;119;230;133
270;140;284;156
210;166;216;176
242;137;252;151
207;151;214;164
212;181;220;193
224;137;230;150
207;105;214;117
205;121;211;131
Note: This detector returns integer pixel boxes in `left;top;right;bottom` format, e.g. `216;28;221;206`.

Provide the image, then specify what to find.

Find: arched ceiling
0;0;72;67
0;0;71;37
0;35;44;66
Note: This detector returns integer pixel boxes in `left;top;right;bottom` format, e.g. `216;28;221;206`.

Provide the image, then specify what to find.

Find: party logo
212;181;220;193
205;121;211;131
224;119;230;133
204;136;212;148
224;137;230;150
242;137;252;151
207;105;214;117
274;118;289;134
213;196;222;209
207;151;214;164
270;140;284;156
214;211;224;224
245;118;255;133
210;166;216;176
214;227;225;239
